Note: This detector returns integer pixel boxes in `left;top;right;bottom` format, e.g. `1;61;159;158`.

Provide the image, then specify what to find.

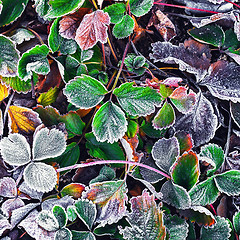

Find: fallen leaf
0;81;9;101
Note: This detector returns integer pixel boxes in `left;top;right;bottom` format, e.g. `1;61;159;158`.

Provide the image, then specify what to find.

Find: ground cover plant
2;0;240;239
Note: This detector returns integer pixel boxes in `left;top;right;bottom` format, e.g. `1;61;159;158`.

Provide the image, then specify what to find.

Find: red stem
209;204;217;215
153;2;220;14
56;159;171;179
225;0;240;9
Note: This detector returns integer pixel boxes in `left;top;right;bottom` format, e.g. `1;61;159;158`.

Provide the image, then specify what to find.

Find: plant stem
3;91;15;128
56;159;171;179
225;0;240;9
26;27;44;45
153;2;220;14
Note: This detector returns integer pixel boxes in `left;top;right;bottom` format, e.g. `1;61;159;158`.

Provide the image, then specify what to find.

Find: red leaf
75;10;110;50
61;183;85;199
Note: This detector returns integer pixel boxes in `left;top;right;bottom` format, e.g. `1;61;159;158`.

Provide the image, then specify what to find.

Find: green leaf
37;87;59;107
67;206;77;222
23;162;57;192
18;44;50;81
90;166;116;184
119;190;166;240
174;131;193;155
152;101;175;129
61;183;85;199
92;101;127;143
36;210;59;231
0;133;31;166
48;17;77;54
86;180;127;226
55;228;72;240
200;216;231;240
75;199;97;230
164;214;188;240
188;25;225;47
0;0;29;26
64;74;108;109
47;0;85;18
199;143;224;176
72;231;96;240
53;205;67;228
171;151;200;191
103;3;126;24
233;211;240;235
32;128;66;161
159;84;173;99
223;29;240;49
85;132;125;160
113;15;134;39
151;137;179;173
161;181;191;210
189;177;219;206
113;82;162;117
89;70;108;85
10;28;35;45
0;35;20;77
214;170;240;196
126;120;138;138
129;0;153;17
34;0;50;18
140;120;167;138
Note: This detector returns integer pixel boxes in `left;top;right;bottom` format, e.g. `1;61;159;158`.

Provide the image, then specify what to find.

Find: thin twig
3;91;15;127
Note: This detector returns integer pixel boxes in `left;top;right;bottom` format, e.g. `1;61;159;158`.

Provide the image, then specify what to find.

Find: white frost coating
36;210;59;232
1;198;25;217
23;162;58;192
32;128;66;161
0;133;31;166
10;28;35;45
0;218;12;236
0;177;17;198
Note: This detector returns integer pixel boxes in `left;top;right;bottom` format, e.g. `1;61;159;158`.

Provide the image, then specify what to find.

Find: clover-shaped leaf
53;205;68;229
36;209;59;232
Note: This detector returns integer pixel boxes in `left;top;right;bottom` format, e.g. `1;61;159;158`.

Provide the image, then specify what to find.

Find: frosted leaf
33;0;50;18
19;181;44;200
41;196;74;212
0;133;31;166
0;217;11;236
37;210;59;231
207;0;225;4
92;101;128;144
55;228;72;240
130;0;153;17
11;203;39;228
32;128;66;161
174;92;218;147
233;212;240;235
67;206;77;222
71;231;96;240
10;28;35;45
52;205;67;229
200;61;240;102
19;210;55;240
1;198;25;217
23;162;58;192
0;177;17;197
74;199;97;230
151;137;179;173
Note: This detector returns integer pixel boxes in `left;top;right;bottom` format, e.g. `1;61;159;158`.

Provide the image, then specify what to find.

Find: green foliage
129;0;153;17
103;3;126;24
113;15;135;39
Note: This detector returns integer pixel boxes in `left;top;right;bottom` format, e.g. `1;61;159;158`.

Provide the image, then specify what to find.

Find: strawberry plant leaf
46;0;85;18
113;82;162;117
85;132;125;160
233;212;240;235
119;190;166;240
55;228;72;240
53;205;67;228
230;102;240;128
188;25;225;47
64;74;108;109
61;183;85;199
10;28;35;45
169;86;196;114
152;100;175;129
171;151;200;191
33;0;50;18
189;177;219;206
67;206;77;222
161;181;191;210
37;87;59;107
75;199;97;230
0;81;9;101
214;170;240;196
0;133;31;166
151;137;179;173
174;92;218;147
129;0;153;17
75;10;110;50
2;198;25;218
0;0;28;26
200;61;240;102
0;35;20;77
85;180;127;226
90;166;116;184
92;101;127;143
164;214;189;240
18;44;50;82
72;231;96;240
140;120;167;138
199;143;224;177
0;177;17;197
126;119;138;138
103;3;126;24
113;15;135;39
36;210;59;231
200;216;231;240
33;128;66;161
180;206;215;227
23;162;58;192
0;217;11;236
174;131;193;155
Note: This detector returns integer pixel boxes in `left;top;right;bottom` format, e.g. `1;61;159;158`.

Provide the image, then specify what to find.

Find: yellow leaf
8;105;42;134
0;81;9;101
37;87;59;107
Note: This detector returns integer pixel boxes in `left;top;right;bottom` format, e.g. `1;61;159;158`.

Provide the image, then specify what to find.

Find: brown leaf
147;10;176;41
59;8;92;39
75;10;110;50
